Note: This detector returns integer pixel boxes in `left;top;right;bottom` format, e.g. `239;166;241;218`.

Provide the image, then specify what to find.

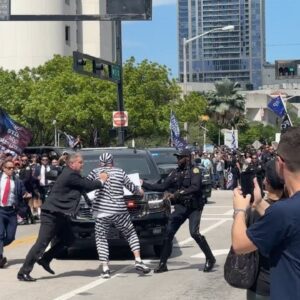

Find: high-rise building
0;0;115;71
178;0;266;89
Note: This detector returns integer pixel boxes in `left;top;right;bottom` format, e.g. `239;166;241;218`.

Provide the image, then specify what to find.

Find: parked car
64;147;171;257
148;147;212;202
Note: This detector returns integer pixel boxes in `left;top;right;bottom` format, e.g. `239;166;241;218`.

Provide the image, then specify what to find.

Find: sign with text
113;111;128;127
0;0;10;21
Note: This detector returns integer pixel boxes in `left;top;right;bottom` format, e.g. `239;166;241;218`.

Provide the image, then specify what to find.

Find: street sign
113;111;128;127
0;0;10;21
110;65;121;82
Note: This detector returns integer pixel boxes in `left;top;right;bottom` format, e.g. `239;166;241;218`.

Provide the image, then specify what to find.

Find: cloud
153;0;176;7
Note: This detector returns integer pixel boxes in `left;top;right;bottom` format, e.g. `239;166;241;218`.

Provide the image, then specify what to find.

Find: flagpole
280;94;293;126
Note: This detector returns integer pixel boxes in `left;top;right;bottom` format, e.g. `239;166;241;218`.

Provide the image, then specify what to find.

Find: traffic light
73;51;121;83
276;60;299;78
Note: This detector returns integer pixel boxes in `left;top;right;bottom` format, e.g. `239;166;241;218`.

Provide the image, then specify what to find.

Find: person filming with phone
231;127;300;300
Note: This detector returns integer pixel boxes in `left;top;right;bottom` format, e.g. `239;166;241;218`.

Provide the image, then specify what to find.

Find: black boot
196;235;216;272
154;238;172;274
154;262;168;273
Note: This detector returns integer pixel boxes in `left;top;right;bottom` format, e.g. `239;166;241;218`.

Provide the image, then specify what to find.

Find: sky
122;0;300;79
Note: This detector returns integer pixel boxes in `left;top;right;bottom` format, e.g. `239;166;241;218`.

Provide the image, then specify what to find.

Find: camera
240;169;255;202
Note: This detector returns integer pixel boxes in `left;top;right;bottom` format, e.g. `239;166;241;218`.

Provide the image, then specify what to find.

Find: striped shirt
87;166;139;216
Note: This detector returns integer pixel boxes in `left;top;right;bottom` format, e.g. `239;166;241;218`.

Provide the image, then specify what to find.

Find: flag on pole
231;129;237;150
169;112;187;150
267;96;286;118
0;109;32;154
281;113;292;132
63;132;76;148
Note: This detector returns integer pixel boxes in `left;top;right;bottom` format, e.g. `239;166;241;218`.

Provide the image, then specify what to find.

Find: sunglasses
5;166;14;170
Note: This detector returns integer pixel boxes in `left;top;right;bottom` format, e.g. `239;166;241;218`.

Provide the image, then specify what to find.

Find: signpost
0;0;10;21
113;111;128;128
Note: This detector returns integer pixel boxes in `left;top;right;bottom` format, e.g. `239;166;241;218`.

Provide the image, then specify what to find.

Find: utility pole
115;20;125;146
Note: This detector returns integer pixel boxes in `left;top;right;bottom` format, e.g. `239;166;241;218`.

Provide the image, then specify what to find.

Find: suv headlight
148;199;165;209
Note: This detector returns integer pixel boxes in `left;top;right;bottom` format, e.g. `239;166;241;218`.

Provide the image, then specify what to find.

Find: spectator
0;159;29;268
231;127;300;300
246;159;286;300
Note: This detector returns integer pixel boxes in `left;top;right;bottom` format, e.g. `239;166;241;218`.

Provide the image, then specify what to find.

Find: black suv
148;147;212;202
68;148;171;257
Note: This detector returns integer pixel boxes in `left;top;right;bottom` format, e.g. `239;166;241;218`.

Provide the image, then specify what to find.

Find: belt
0;206;14;210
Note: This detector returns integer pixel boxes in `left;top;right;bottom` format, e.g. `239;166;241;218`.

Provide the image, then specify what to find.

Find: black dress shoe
154;263;168;273
37;259;55;275
0;257;7;268
17;273;37;282
203;257;216;272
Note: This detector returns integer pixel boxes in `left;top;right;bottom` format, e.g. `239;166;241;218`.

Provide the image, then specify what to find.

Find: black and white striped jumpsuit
87;167;140;262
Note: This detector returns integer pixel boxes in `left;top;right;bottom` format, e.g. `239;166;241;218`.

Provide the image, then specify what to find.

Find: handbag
224;246;259;289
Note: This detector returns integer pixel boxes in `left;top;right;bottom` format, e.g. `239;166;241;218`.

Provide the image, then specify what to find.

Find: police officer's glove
172;191;182;205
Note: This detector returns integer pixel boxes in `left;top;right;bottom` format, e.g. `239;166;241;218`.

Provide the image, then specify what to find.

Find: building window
65;0;70;5
65;26;70;45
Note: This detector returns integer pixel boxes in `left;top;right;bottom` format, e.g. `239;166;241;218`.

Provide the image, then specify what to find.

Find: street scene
1;1;300;300
2;190;245;300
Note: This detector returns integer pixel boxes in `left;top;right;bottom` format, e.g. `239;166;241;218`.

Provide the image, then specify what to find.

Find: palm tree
205;78;246;129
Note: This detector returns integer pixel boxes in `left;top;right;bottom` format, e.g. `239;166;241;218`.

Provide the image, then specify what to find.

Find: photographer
231;127;300;300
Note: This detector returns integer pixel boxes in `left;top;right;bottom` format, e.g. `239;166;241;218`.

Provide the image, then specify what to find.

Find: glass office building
178;0;265;89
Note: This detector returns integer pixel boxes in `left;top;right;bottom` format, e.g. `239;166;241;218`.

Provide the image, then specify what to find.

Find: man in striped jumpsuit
87;153;150;278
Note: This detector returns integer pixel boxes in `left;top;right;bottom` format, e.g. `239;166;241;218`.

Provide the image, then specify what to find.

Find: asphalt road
1;190;245;300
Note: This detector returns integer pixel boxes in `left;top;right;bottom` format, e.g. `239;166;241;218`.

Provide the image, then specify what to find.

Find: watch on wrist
233;208;247;218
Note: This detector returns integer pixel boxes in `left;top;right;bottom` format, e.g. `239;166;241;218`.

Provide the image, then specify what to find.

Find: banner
224;129;238;149
0;109;32;154
169;112;187;150
267;96;286;118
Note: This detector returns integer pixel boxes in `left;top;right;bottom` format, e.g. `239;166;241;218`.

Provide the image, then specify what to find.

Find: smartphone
240;171;255;202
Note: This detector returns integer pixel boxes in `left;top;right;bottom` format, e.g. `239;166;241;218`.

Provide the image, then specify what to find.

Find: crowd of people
0;127;299;299
0;151;70;225
193;143;276;191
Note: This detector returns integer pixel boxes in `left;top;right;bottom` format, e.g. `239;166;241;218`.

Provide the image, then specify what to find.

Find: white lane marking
174;219;229;247
191;249;229;258
53;265;133;300
174;209;232;247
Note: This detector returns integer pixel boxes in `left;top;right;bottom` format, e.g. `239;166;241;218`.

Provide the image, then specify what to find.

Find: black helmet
173;148;191;157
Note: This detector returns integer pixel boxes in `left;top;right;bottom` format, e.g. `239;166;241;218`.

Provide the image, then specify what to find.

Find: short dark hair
265;160;284;190
277;127;300;172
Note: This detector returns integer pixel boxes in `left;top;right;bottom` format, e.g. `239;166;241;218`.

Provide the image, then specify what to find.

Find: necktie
2;176;11;206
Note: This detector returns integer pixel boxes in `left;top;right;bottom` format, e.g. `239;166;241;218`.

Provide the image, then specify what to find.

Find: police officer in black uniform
142;149;216;273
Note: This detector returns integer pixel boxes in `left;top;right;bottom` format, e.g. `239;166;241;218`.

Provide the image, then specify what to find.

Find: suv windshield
81;150;160;182
149;148;177;165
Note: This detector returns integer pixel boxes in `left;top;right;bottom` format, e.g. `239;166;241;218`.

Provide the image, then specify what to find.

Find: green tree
238;122;277;148
205;78;245;129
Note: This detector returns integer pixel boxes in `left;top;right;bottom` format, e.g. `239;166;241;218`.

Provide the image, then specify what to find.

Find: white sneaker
101;269;111;279
135;261;151;274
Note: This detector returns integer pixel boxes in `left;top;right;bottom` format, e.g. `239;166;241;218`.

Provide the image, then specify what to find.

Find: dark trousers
19;210;74;275
160;204;213;264
0;207;17;256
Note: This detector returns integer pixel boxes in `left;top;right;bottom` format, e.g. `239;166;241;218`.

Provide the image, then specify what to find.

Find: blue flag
0;109;32;154
267;96;286;118
169;112;187;150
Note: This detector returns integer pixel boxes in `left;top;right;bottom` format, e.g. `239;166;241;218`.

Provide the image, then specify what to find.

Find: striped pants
95;213;140;262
